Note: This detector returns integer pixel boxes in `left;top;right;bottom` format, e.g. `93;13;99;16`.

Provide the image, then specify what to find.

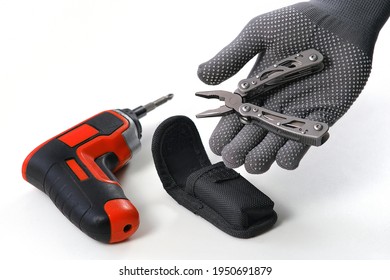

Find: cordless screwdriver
22;94;173;243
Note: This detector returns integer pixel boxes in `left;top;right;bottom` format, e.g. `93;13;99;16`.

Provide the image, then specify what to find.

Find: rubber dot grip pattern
22;110;140;243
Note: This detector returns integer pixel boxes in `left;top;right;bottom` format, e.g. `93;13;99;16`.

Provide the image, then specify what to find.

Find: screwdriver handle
22;110;140;243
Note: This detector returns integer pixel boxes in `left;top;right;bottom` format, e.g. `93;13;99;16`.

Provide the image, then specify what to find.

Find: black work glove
197;0;390;174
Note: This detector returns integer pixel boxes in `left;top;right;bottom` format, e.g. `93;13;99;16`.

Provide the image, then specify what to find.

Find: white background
1;0;389;263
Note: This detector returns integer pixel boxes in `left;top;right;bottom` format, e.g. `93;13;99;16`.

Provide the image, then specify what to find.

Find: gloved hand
197;0;390;174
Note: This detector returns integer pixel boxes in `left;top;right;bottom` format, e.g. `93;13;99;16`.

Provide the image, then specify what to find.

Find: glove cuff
294;0;390;56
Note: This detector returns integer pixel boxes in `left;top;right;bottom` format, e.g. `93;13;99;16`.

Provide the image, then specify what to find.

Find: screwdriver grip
22;110;140;243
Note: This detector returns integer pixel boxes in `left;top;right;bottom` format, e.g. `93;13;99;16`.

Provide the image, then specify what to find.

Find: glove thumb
197;17;267;85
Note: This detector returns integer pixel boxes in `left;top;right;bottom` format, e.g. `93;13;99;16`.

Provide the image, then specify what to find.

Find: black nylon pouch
151;116;277;238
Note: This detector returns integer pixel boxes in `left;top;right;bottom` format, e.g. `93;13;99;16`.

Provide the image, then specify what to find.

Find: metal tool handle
238;103;329;146
236;49;324;98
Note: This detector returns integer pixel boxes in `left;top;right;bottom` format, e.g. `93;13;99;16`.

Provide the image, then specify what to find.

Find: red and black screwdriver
22;94;173;243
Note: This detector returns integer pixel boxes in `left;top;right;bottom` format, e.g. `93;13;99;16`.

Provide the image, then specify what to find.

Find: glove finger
275;111;328;170
275;140;310;170
197;17;267;85
221;124;268;168
244;133;287;174
209;113;244;156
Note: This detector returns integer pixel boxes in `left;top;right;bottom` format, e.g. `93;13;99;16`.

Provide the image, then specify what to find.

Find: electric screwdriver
22;94;173;243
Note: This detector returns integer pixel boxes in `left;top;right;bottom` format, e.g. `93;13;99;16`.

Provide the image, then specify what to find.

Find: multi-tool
196;49;330;146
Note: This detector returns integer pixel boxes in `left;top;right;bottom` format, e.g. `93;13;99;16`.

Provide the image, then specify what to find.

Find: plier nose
195;90;242;118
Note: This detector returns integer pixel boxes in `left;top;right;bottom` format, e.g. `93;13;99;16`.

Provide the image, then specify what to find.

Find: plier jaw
195;90;242;118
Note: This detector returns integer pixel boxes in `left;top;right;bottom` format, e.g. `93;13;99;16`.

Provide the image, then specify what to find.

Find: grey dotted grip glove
198;0;390;174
